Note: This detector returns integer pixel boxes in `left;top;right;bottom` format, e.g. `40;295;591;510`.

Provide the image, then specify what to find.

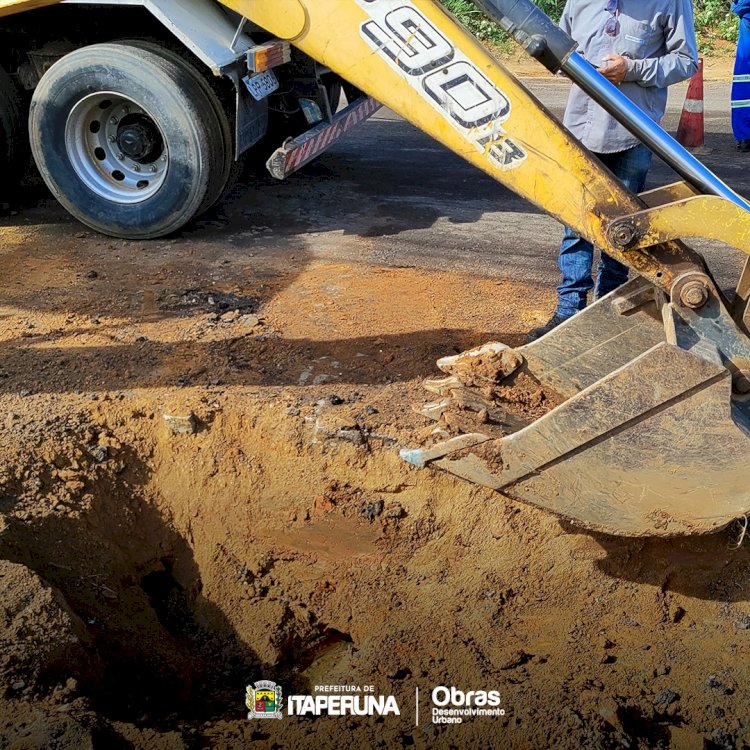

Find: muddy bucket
401;277;750;537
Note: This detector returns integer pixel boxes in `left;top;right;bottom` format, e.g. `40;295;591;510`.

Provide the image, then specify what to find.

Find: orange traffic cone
676;58;704;149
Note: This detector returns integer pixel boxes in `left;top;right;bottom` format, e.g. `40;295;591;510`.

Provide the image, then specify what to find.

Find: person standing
528;0;699;342
732;0;750;151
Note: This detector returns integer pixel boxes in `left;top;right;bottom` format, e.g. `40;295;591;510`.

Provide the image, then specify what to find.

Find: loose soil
2;213;750;750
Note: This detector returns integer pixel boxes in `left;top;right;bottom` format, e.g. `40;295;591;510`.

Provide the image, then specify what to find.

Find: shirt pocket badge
618;18;657;55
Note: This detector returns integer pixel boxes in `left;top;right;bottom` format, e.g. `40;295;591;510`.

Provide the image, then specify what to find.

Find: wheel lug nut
110;117;118;125
133;165;140;172
108;135;116;143
149;165;157;173
116;152;124;160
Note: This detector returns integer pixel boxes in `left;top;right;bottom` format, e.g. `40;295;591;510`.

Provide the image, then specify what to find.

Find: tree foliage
439;0;739;52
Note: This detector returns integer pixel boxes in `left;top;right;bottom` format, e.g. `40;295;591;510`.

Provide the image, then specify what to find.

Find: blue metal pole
562;53;750;211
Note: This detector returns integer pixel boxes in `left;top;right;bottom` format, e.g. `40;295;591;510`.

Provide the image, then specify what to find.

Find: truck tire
0;63;28;192
119;39;242;216
29;42;225;239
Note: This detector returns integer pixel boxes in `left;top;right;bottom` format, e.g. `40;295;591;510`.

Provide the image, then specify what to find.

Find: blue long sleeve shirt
561;0;699;153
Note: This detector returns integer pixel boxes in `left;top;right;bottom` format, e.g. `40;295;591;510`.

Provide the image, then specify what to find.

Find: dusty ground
2;207;750;750
2;50;750;748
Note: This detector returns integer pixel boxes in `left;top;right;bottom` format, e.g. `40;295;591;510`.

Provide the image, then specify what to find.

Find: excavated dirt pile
2;224;750;749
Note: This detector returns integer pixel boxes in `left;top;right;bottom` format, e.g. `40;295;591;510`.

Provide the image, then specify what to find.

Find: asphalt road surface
218;76;744;295
9;76;749;296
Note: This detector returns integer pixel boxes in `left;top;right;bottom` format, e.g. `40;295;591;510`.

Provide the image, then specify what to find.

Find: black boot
527;313;570;343
737;140;750;153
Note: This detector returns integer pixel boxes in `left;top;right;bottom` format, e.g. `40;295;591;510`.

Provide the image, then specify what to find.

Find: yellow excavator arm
219;0;750;536
223;0;750;293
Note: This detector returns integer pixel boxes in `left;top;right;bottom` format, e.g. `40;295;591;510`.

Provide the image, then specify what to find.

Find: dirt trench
2;233;750;748
4;384;750;750
0;383;504;747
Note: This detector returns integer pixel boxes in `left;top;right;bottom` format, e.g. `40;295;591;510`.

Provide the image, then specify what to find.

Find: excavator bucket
224;0;750;535
402;277;750;537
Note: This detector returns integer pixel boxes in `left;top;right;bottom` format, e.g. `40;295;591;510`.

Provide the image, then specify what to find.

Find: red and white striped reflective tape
267;97;382;180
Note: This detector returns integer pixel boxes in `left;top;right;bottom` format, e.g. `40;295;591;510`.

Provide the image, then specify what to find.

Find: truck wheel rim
65;93;168;204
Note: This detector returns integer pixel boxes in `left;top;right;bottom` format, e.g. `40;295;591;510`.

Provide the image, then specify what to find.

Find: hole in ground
0;406;381;729
0;440;266;727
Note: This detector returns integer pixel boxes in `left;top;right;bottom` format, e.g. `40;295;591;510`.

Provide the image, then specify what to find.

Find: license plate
243;70;279;101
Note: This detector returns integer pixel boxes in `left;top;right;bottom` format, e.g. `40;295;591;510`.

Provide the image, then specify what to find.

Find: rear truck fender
54;0;295;156
25;0;372;160
63;0;255;75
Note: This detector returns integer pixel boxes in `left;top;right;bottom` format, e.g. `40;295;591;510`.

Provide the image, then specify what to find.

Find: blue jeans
556;144;653;319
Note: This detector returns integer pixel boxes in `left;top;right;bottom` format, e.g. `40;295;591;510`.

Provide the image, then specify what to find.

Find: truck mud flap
266;96;381;180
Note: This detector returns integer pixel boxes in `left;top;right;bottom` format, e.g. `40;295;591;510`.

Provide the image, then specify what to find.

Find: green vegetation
439;0;739;55
439;0;512;46
439;0;560;50
694;0;738;50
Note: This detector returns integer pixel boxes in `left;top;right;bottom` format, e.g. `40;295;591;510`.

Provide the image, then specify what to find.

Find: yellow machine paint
0;0;58;18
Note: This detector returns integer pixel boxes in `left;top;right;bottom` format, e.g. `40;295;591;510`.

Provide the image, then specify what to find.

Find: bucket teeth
413;398;453;421
422;375;463;396
420;343;530;433
418;379;530;432
400;433;491;468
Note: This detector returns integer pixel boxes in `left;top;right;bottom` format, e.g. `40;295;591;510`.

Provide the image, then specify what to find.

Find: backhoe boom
221;0;750;536
224;0;712;297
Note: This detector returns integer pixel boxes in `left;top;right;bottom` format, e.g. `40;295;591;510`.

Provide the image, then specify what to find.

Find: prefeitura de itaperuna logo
245;681;403;720
246;680;283;720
